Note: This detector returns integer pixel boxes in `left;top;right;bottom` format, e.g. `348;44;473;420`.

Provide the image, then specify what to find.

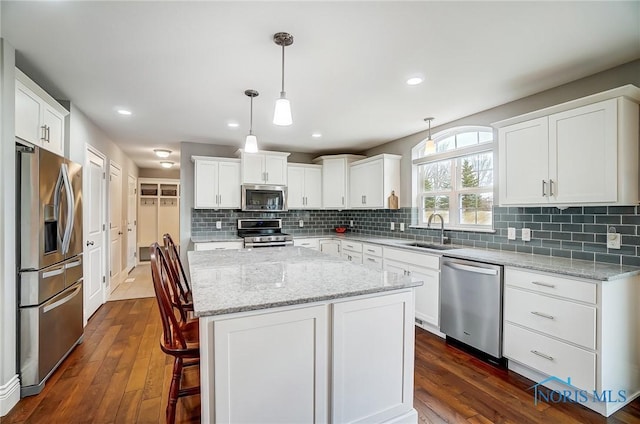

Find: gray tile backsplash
191;205;640;266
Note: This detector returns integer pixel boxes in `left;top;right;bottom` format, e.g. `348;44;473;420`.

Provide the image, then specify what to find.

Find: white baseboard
0;374;20;416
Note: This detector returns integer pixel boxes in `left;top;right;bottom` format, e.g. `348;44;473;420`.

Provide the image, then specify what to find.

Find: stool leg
166;357;183;424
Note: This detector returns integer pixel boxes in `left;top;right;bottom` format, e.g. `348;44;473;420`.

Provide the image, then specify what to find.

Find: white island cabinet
188;247;421;424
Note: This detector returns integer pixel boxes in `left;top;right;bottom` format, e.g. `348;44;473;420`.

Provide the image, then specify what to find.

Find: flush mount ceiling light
154;149;172;158
117;109;132;116
424;117;435;154
406;77;423;86
160;161;174;168
311;133;322;138
273;32;294;126
227;122;239;128
244;89;259;153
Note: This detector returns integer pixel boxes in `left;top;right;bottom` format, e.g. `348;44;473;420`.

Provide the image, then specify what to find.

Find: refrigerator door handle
54;167;65;250
42;283;82;314
61;164;74;254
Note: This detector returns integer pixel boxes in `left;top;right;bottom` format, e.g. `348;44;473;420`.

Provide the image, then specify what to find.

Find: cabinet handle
265;172;269;182
367;258;376;262
531;281;555;289
531;311;555;320
530;350;554;361
341;196;344;205
549;179;555;196
541;180;547;197
46;125;51;142
41;125;47;141
367;249;375;253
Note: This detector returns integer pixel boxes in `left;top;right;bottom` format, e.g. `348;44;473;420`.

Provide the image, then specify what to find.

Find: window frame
412;126;496;230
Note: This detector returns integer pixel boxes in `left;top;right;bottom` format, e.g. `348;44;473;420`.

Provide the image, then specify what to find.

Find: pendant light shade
245;89;259;153
273;32;293;126
424;117;435;155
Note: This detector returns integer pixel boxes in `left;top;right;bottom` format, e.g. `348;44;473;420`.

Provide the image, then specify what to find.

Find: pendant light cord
249;96;254;135
280;44;285;94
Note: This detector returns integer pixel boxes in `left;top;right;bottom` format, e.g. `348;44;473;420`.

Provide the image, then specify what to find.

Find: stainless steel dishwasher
440;256;504;360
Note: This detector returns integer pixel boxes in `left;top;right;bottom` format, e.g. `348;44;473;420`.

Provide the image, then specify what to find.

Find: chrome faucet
427;213;448;245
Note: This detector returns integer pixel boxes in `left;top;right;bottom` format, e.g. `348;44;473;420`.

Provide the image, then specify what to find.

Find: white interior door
109;162;122;293
127;174;137;271
84;147;107;324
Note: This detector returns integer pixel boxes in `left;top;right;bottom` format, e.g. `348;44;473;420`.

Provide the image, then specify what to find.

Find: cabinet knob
86;240;94;246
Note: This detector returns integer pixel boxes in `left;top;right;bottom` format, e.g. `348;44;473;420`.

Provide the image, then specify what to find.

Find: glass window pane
478;131;493;143
436;136;455;153
423;196;450;225
456;132;478;148
459;192;493;225
420;160;451;192
460;157;479;188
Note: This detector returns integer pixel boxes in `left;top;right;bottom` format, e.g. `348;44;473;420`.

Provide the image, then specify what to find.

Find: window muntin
413;127;494;229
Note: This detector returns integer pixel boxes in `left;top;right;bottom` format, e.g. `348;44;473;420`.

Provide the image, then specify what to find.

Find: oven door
241;185;288;212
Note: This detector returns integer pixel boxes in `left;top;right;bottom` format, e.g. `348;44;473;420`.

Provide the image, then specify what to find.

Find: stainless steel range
238;218;293;248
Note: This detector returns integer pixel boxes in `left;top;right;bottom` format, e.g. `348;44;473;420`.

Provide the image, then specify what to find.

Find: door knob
128;228;132;232
86;241;94;246
118;231;123;235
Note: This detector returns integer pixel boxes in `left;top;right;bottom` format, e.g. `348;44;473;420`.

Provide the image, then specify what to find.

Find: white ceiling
2;1;639;170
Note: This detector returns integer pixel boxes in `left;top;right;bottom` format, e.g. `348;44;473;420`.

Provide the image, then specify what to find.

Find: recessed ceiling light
154;149;171;158
311;133;322;138
227;122;239;128
117;109;132;116
406;77;423;86
160;161;174;169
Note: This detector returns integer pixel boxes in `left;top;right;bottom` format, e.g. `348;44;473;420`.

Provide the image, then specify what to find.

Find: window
412;127;494;229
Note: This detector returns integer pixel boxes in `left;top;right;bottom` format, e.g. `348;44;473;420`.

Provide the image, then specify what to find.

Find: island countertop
187;246;423;317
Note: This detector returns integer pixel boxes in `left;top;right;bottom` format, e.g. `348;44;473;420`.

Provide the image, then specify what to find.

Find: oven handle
244;241;294;248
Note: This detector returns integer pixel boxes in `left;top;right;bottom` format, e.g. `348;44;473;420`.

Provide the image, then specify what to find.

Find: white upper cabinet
495;86;640;206
15;69;68;156
313;155;365;209
192;156;241;209
239;150;290;185
287;164;322;209
349;154;401;209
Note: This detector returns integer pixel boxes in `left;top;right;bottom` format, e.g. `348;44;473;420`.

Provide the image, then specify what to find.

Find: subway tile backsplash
191;205;640;266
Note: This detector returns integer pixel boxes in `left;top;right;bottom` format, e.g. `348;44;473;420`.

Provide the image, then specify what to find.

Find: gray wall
367;59;640;207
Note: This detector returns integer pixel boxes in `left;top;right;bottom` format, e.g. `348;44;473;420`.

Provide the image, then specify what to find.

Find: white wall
68;104;139;281
366;59;640;207
0;38;19;416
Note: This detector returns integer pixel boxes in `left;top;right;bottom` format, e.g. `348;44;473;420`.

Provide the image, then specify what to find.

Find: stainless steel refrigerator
16;142;84;397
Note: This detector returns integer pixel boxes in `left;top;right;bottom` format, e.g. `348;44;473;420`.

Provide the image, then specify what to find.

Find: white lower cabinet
319;239;341;257
211;305;329;423
193;241;243;251
200;291;417;423
294;238;320;250
503;267;640;417
383;247;441;331
332;291;415;423
342;240;363;264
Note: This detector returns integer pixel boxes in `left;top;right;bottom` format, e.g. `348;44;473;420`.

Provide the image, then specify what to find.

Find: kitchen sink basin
397;241;459;251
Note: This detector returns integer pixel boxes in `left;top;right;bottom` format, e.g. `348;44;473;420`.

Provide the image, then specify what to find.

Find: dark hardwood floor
3;298;640;423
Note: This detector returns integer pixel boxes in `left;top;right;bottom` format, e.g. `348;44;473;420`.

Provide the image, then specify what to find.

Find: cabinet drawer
504;287;596;350
363;254;383;270
194;241;244;251
294;238;320;250
383;247;439;270
341;241;363;253
342;251;363;264
505;268;596;304
504;323;596;392
362;244;383;257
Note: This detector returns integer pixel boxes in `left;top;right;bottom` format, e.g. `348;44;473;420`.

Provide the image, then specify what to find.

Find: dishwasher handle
442;261;499;276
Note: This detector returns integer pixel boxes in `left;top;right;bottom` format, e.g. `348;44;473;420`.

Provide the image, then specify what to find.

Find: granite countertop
191;232;640;281
187;247;423;317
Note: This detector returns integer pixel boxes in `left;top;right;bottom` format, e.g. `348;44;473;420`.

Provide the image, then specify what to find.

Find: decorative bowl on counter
335;227;347;233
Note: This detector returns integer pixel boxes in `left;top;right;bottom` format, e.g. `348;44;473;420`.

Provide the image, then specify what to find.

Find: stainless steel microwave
241;184;288;212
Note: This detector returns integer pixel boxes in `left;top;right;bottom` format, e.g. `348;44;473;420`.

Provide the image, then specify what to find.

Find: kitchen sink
397;241;459;251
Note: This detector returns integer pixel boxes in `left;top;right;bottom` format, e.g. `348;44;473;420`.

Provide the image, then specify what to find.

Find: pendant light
273;32;293;126
245;89;259;153
424;117;435;155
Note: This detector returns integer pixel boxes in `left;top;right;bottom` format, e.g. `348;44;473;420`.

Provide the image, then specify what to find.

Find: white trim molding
0;374;20;416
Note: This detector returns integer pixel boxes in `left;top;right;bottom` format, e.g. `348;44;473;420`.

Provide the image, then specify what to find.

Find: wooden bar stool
149;242;200;424
163;233;194;322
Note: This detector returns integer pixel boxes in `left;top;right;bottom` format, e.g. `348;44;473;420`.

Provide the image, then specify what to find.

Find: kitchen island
188;246;423;423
